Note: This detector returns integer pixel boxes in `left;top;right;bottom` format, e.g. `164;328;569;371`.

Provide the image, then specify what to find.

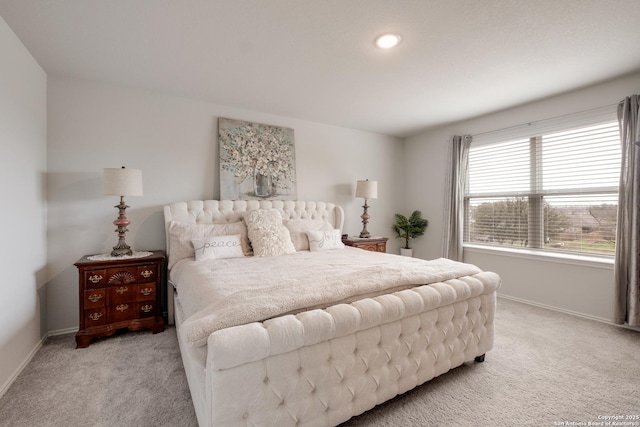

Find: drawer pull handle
116;304;129;312
88;274;103;284
140;288;153;296
141;304;153;313
88;294;102;303
116;286;128;294
89;312;103;321
141;270;154;278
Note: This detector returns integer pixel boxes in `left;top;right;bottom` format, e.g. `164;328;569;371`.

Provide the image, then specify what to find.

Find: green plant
393;210;429;249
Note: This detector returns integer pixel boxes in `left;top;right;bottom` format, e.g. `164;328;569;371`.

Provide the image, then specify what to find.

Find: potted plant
393;210;428;256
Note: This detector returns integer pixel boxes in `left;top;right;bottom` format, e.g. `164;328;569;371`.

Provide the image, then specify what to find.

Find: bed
163;199;500;427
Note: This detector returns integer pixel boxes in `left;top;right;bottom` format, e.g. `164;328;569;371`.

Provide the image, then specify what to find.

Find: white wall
405;71;640;322
0;17;47;396
46;77;404;333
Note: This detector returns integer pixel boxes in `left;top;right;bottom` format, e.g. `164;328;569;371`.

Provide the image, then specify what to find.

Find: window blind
465;107;621;256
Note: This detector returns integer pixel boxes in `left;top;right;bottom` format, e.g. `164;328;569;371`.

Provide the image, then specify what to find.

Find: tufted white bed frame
164;200;497;427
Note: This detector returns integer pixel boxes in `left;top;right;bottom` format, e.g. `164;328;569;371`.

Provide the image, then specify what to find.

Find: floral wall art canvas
219;118;297;200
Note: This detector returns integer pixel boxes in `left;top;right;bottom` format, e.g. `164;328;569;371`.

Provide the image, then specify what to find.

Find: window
464;114;620;257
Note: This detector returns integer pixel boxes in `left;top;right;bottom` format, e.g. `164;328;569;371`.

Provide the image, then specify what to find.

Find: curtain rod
471;102;619;138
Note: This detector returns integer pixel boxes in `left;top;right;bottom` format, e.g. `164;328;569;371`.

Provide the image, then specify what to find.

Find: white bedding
171;247;483;346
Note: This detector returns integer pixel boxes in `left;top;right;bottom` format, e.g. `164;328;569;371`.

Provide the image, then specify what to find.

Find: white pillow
307;229;346;252
284;219;333;251
245;209;296;257
192;234;244;261
167;221;251;268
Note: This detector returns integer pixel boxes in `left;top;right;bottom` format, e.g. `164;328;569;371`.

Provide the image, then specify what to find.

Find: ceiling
1;0;640;138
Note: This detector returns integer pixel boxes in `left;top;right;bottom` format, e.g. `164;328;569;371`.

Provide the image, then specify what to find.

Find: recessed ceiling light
375;33;401;49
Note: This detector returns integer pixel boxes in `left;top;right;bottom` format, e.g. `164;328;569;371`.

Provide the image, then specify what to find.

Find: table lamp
103;166;143;256
355;179;378;238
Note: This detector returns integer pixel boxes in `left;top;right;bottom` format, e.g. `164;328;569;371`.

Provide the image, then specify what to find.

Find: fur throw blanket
171;248;484;346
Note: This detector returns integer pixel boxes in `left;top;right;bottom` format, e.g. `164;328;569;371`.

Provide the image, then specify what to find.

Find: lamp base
359;199;371;238
111;242;133;257
111;196;133;257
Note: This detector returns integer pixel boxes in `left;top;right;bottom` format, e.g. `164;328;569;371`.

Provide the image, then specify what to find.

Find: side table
342;236;388;253
74;250;165;348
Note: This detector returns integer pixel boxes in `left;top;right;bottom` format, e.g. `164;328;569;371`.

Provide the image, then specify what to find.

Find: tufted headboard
163;199;345;261
163;200;344;325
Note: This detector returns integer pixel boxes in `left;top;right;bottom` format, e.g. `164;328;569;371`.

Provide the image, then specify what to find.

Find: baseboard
0;333;47;400
497;294;637;329
48;327;78;337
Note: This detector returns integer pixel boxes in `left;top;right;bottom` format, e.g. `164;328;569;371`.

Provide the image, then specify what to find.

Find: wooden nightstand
342;236;388;253
75;250;166;348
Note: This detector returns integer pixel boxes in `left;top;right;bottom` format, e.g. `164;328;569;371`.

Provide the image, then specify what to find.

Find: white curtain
442;135;471;261
614;94;640;326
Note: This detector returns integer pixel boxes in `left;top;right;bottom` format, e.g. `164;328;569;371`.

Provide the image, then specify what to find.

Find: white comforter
171;247;483;346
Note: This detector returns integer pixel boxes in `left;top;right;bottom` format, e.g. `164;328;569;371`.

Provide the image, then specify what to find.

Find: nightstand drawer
84;289;105;309
136;283;156;301
84;308;106;326
137;265;157;283
109;303;137;322
106;267;137;286
108;284;135;305
358;243;381;251
84;270;107;289
138;302;156;318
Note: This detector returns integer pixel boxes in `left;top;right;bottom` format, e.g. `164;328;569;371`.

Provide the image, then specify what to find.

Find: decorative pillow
284;219;333;251
191;234;244;261
167;221;251;268
307;229;346;252
245;209;296;257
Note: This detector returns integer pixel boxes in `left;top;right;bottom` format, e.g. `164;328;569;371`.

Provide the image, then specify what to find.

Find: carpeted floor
0;325;195;427
1;298;639;427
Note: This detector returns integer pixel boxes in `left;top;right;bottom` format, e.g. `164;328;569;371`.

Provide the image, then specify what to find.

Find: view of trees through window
464;120;620;257
467;196;618;255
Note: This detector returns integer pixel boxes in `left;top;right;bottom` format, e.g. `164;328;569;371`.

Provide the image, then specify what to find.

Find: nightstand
75;250;166;348
342;236;388;253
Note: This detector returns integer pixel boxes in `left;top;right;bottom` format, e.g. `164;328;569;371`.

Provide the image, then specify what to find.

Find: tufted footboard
192;272;499;426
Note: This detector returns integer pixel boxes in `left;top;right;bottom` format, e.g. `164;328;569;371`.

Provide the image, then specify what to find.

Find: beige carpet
1;298;639;427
